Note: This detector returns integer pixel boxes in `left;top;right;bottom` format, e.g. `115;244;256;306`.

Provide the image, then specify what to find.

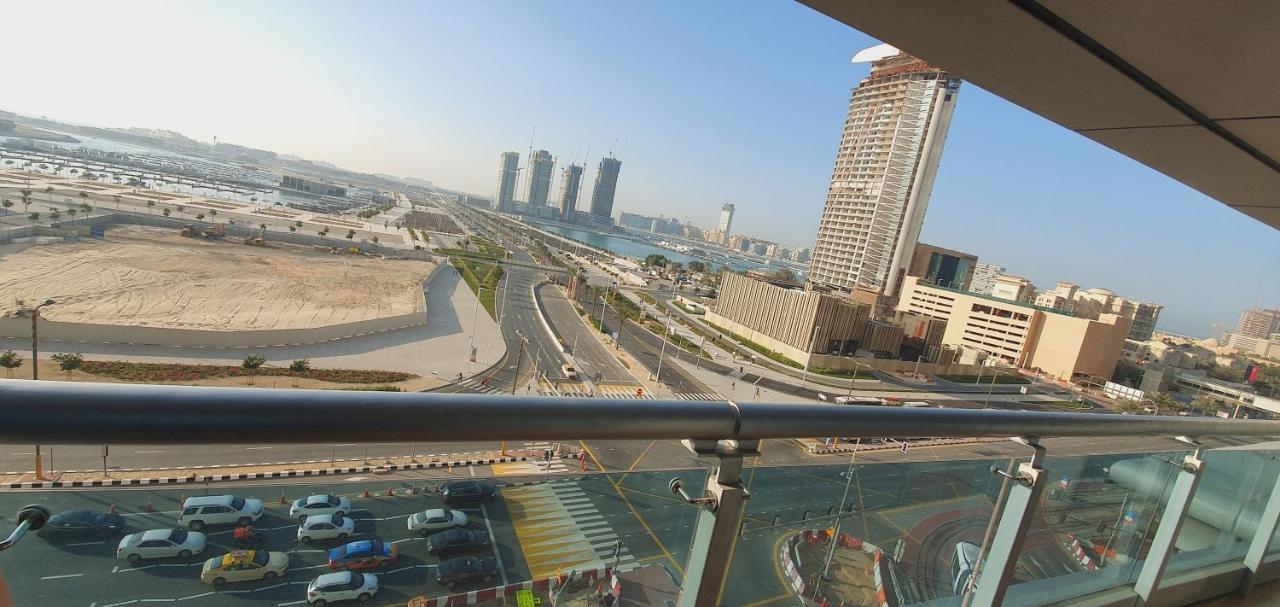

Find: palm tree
112;194;121;207
259;223;267;232
78;191;89;201
1149;392;1175;415
1;199;11;212
67;209;77;218
162;208;171;217
196;213;205;221
209;209;217;218
146;200;156;213
28;212;39;226
289;226;296;232
371;236;379;244
49;210;60;220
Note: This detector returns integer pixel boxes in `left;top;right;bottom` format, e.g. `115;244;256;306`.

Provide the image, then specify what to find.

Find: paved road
535;283;632;384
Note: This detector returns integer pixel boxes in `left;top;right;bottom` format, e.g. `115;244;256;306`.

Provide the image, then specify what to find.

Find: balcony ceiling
801;0;1280;229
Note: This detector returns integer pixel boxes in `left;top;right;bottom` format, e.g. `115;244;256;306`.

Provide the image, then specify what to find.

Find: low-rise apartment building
898;275;1131;380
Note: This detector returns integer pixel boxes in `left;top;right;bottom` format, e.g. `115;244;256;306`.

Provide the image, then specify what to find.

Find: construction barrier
778;529;893;607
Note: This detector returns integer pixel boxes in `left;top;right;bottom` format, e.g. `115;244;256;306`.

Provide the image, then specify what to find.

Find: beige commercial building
898;276;1132;381
808;45;961;299
706;273;873;365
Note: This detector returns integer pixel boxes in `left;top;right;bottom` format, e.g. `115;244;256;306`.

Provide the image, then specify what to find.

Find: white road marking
292;564;330;570
177;592;214;601
245;446;275;450
385;566;414;574
254;583;287;592
480;503;508;586
40;573;84;580
99;601;139;607
114;565;157;573
139;600;176;603
277;601;307;606
133;450;166;454
66;541;105;547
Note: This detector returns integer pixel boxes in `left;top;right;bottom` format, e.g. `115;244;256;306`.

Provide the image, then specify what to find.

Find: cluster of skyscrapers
494;149;621;228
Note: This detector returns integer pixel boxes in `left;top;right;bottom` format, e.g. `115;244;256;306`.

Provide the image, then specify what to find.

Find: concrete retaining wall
0;312;425;349
55;211;438;261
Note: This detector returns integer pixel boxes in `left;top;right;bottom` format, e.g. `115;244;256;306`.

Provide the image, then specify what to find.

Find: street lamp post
846;360;871;399
654;319;671;393
801;324;822;383
17;299;56;481
913;354;925;380
984;367;1001;407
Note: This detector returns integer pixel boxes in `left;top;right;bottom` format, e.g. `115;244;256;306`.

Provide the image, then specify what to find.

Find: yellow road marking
742;592;796;607
580;440;684;576
624;440;657;476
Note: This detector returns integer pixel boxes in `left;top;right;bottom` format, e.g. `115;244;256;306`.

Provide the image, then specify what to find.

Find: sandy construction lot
0;227;434;330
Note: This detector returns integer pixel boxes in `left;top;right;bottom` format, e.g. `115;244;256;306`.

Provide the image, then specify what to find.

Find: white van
903;401;931;408
179;495;264;531
952;541;981;595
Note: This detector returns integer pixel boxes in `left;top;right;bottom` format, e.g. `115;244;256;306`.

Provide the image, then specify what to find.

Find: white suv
179;495;264;531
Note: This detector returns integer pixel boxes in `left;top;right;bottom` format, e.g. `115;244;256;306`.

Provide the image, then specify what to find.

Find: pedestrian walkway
458;377;503;394
669;392;724;401
500;481;634;579
491;442;571;476
597;384;655;400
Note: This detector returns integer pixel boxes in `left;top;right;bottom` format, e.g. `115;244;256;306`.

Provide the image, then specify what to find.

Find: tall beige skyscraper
495;151;520;212
808;44;961;301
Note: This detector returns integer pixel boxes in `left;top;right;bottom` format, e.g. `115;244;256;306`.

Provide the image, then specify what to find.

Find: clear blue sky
4;0;1276;337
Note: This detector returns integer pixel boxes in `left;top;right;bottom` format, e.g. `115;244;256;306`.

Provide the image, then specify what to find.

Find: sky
3;0;1277;337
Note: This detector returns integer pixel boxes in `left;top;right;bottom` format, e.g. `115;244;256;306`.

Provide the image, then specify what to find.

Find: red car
327;539;398;571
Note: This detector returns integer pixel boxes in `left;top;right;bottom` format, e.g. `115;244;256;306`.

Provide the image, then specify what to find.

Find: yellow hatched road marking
502;484;605;579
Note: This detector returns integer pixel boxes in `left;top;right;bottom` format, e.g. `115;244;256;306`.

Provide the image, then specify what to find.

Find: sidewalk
2;449;531;489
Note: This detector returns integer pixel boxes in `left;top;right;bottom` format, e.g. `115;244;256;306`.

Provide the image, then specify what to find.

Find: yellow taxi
200;550;289;585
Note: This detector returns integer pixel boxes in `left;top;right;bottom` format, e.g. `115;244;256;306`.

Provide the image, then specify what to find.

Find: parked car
298;515;356;543
327;539;398;571
426;528;491;556
307;571;378;605
407;509;468;536
39;510;126;539
290;494;353;521
560;364;578;379
179;495;264;531
117;528;206;562
436;556;498;589
440;481;497;507
200;550;289;586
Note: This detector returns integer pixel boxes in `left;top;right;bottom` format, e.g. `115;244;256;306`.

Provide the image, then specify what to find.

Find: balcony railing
2;378;1280;607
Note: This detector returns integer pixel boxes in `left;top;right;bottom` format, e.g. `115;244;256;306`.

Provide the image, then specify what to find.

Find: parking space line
177;592;214;601
67;541;106;547
254;583;287;592
480;503;508;586
40;573;84;580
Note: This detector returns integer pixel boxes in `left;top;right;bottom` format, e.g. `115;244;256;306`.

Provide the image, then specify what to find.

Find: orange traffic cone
145;497;154;513
361;488;371;498
279;494;288;505
410;485;418;495
385;485;394;497
109;503;117;514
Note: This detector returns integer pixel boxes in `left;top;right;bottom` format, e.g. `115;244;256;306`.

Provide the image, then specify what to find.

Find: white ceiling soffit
800;0;1280;229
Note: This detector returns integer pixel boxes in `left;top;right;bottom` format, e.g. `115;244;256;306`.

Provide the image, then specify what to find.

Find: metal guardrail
3;379;1279;444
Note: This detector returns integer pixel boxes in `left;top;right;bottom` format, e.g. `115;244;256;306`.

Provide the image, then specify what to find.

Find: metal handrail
5;381;1274;443
2;379;1279;444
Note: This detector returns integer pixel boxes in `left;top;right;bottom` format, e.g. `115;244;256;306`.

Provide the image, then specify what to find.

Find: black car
427;528;491;556
436;556;498;588
38;510;126;539
440;481;496;507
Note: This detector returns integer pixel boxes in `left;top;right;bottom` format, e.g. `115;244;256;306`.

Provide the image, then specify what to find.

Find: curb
805;437;1001;455
5;456;528;489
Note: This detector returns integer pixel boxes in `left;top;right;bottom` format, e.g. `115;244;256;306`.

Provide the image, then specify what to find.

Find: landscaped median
1;450;533;489
20;358;434;391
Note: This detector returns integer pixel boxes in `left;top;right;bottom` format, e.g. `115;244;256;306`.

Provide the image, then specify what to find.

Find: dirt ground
0;226;434;330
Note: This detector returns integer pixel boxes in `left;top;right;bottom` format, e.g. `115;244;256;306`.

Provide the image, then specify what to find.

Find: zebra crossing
501;481;635;579
457;377;503;394
492;442;571;476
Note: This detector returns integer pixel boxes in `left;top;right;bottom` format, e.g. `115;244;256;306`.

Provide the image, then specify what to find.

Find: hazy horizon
4;0;1277;338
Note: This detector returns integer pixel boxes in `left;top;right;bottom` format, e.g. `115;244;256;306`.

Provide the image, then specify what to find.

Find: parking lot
0;477;651;607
